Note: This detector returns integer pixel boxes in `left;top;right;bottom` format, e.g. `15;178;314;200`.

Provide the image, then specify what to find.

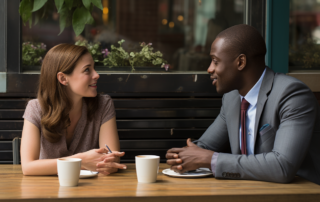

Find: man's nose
207;61;214;74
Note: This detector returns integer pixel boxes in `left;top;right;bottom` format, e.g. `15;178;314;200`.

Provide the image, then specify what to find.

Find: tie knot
241;98;250;110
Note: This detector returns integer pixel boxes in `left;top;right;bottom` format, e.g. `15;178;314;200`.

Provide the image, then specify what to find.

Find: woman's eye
84;68;89;72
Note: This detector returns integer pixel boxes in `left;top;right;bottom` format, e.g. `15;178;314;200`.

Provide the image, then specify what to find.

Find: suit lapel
253;67;275;150
228;92;241;154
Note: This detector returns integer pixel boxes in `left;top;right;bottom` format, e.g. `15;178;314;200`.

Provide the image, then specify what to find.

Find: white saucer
79;170;99;179
162;168;212;178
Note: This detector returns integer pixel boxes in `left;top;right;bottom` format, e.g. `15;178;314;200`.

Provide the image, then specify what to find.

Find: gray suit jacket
196;68;320;184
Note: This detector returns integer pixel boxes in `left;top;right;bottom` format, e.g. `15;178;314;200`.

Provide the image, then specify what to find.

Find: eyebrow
82;64;91;69
210;54;219;59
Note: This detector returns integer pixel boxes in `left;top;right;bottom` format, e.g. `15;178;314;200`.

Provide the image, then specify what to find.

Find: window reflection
22;0;244;72
289;0;320;70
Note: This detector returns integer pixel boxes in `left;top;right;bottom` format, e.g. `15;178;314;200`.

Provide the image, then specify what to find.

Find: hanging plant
19;0;103;36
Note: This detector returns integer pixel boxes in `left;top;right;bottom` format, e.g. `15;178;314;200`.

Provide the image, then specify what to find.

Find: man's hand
166;138;214;173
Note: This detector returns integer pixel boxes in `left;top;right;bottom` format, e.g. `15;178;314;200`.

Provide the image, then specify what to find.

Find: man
166;24;320;185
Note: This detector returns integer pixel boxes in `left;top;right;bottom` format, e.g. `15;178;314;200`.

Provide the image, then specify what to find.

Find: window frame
1;0;266;96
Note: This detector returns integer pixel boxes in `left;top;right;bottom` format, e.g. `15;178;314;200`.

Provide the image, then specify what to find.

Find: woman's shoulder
98;94;113;106
26;99;41;111
96;94;116;121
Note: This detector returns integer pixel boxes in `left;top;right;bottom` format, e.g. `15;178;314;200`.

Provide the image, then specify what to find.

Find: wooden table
0;164;320;202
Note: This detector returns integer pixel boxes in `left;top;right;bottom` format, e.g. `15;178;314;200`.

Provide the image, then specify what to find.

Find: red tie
241;98;250;155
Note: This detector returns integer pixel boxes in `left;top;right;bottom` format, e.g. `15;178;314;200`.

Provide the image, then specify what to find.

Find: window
289;0;320;71
21;0;246;73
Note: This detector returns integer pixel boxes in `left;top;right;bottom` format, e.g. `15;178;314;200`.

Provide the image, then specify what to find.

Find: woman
21;44;126;175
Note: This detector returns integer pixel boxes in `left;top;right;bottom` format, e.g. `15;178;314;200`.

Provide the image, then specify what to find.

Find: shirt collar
240;68;266;107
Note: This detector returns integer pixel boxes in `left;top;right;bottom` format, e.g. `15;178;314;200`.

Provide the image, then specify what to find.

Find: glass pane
289;0;320;71
22;0;245;73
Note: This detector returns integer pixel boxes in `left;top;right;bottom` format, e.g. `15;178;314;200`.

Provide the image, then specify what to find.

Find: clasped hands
81;148;126;175
166;138;214;173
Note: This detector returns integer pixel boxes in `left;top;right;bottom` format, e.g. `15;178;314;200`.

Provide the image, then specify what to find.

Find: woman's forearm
22;153;84;176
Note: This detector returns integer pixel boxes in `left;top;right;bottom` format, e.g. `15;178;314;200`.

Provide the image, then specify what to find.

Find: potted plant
76;39;170;71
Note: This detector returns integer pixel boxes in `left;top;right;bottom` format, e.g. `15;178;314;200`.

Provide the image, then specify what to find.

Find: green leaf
32;0;47;12
82;0;91;10
65;0;74;10
58;7;68;35
19;0;33;24
55;0;65;13
72;7;91;36
34;11;40;25
87;14;94;25
91;0;103;10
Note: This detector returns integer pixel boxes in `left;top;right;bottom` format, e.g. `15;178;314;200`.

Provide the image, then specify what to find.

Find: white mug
57;158;82;187
135;155;160;183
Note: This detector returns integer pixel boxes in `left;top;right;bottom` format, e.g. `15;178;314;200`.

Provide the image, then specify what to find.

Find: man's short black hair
216;24;266;59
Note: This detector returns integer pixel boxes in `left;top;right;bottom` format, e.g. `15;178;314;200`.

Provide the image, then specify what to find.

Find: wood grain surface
0;164;319;202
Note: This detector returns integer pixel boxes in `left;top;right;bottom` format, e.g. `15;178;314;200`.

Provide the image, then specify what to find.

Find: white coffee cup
57;158;82;187
135;155;160;183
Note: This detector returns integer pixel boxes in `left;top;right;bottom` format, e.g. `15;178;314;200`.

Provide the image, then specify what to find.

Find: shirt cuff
211;152;219;176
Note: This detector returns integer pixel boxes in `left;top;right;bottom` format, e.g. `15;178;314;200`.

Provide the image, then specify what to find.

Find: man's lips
210;76;217;85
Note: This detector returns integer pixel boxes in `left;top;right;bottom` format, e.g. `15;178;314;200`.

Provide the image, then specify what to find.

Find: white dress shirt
239;68;266;155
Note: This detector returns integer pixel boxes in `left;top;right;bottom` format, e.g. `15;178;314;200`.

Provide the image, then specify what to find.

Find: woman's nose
93;70;100;80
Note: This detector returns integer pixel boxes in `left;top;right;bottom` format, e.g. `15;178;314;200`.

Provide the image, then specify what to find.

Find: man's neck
238;66;265;96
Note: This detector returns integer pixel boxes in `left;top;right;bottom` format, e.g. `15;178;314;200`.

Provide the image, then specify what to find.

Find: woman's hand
80;148;111;171
96;151;126;175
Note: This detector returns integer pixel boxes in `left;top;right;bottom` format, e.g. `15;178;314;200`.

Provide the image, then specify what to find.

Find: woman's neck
69;96;83;119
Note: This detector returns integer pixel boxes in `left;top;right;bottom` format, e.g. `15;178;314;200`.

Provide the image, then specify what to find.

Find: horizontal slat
0;161;13;164
120;159;167;163
0;110;24;119
7;74;220;95
0;151;13;160
116;109;219;118
0;121;23;130
0;108;220;119
118;129;205;139
120;140;187;149
0;99;29;109
120;149;167;160
117;119;214;129
0;142;12;150
0;98;222;109
0;129;205;140
0;119;214;130
0;131;22;140
113;99;222;108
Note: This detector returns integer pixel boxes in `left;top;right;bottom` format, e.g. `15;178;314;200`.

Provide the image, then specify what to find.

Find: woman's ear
57;72;68;86
237;54;246;71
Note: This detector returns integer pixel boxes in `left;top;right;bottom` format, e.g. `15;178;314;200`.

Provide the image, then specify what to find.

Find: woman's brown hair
38;43;99;143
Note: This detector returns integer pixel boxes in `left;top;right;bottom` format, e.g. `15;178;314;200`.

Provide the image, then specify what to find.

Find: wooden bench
0;98;222;163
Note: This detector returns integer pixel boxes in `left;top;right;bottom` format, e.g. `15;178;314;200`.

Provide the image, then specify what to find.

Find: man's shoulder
271;73;312;95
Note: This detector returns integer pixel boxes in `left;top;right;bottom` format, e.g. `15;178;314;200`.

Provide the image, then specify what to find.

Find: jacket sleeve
215;81;318;183
195;95;231;153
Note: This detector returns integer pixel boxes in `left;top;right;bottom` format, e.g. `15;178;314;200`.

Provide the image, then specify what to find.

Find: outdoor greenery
19;0;103;36
22;42;47;66
289;38;320;68
76;39;169;71
102;40;169;71
75;40;104;63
